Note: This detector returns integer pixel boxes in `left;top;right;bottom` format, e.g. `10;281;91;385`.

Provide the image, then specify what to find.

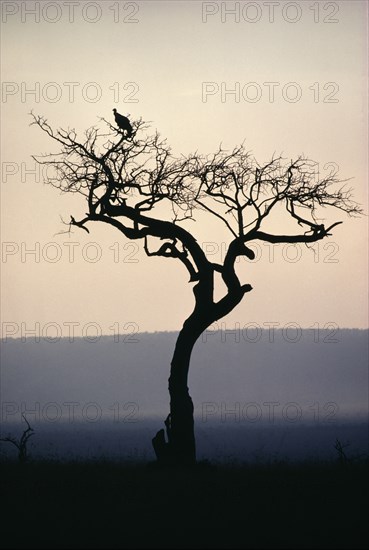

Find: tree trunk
151;273;245;466
152;315;206;466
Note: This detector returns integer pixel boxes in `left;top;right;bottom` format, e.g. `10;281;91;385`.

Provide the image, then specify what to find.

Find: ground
1;459;368;549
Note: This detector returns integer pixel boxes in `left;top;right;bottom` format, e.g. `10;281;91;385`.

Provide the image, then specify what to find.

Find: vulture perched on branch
112;108;133;138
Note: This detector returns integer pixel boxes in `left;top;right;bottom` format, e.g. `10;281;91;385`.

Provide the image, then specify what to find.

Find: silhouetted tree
0;414;34;463
334;438;350;465
31;113;362;465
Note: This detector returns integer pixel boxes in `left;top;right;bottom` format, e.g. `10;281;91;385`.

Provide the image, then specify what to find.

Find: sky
1;0;368;338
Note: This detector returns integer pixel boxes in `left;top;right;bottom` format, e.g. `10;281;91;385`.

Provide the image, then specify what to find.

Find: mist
1;328;367;463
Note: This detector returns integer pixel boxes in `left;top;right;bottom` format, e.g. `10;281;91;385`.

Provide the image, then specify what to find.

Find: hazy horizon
2;328;368;462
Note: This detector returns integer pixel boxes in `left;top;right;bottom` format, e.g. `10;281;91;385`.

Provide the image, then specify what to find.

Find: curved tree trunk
152;314;208;466
152;263;248;466
168;321;199;464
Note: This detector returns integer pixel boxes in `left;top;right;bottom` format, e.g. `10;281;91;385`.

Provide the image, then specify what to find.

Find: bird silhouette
112;108;133;138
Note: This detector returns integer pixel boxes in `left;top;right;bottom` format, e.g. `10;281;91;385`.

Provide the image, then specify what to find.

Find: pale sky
1;0;368;337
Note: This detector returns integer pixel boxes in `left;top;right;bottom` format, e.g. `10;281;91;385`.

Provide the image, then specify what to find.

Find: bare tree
0;414;35;463
334;438;350;465
31;113;362;465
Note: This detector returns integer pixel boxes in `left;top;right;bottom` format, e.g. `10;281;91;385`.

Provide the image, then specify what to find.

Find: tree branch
144;236;199;281
245;221;343;245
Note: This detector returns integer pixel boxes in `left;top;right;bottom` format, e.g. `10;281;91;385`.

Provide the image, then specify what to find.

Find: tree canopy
31;112;361;309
